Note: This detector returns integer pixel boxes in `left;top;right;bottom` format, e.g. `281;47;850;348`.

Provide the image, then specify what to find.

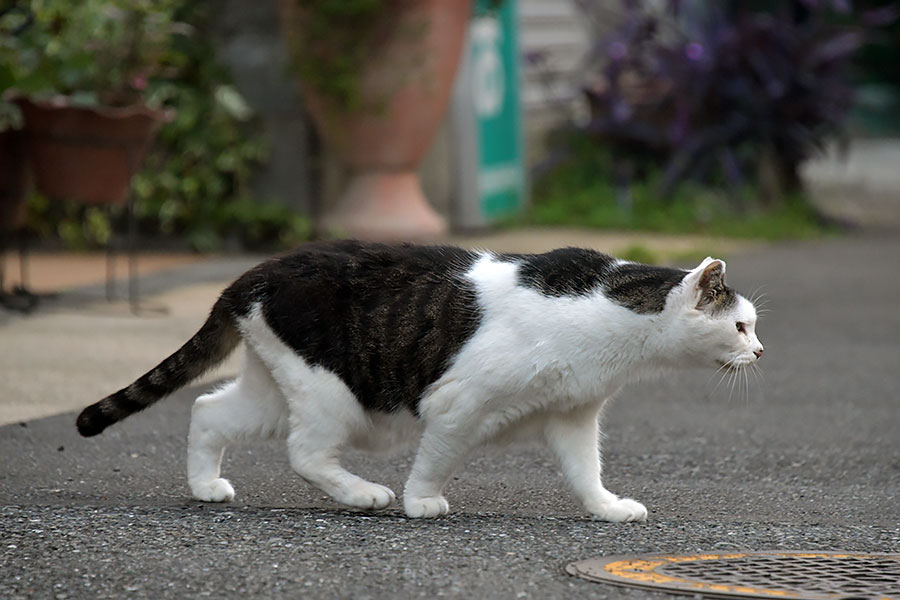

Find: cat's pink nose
754;348;764;359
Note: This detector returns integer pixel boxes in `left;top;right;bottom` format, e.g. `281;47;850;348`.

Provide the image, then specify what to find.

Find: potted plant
278;0;472;239
6;0;177;206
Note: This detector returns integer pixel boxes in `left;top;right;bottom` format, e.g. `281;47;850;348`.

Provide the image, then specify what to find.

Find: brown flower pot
279;0;472;240
17;98;169;205
0;129;29;234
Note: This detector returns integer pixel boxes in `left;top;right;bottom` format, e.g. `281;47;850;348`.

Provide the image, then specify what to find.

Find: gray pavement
803;138;900;230
1;233;899;599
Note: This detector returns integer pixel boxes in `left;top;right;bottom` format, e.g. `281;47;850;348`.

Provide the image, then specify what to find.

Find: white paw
587;497;647;523
335;481;396;510
191;478;235;503
404;495;450;518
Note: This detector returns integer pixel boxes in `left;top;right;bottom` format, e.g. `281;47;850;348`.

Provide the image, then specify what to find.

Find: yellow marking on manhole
602;554;792;598
566;551;900;600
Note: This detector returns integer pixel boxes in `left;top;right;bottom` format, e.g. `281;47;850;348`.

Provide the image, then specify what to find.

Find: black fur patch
514;247;617;297
512;247;687;314
225;241;483;414
602;262;690;314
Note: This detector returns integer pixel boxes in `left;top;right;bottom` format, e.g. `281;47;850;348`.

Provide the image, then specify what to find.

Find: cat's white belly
348;408;422;452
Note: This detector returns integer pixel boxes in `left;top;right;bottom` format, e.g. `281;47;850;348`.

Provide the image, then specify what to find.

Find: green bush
6;0;179;107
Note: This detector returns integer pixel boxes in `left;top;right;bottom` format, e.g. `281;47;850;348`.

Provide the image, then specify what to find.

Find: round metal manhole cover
565;551;900;599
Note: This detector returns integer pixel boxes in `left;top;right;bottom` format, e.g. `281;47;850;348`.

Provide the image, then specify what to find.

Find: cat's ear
684;257;727;309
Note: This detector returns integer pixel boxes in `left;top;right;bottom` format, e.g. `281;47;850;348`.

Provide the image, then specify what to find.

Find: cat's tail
76;297;241;437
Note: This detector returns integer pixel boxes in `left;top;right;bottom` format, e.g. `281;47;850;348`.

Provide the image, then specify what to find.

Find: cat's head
664;257;763;370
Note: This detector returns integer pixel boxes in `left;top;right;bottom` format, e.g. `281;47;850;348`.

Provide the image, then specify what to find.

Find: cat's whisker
709;361;734;397
706;360;731;387
727;367;740;403
742;369;749;403
749;363;765;400
748;288;771;321
749;286;769;307
748;362;761;383
713;371;730;398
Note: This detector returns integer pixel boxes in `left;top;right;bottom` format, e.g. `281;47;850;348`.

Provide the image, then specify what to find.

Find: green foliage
282;0;415;114
524;142;829;241
132;1;308;251
4;0;180;107
285;0;382;112
24;194;113;249
1;7;31;128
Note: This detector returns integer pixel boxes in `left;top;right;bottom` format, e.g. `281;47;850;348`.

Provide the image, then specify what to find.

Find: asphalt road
2;235;899;599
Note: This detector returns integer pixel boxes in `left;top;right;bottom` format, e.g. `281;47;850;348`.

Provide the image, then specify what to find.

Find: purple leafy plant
573;0;895;200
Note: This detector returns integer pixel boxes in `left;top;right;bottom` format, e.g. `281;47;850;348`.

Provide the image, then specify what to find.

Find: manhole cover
566;551;900;599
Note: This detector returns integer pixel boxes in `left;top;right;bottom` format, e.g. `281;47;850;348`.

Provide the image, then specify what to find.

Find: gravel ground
2;235;899;599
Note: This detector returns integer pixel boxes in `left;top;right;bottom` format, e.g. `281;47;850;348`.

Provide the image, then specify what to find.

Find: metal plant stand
0;229;39;313
103;150;142;314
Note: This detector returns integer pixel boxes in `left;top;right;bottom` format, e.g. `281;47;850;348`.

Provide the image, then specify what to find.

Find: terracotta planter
279;0;472;240
0;129;29;234
18;98;169;205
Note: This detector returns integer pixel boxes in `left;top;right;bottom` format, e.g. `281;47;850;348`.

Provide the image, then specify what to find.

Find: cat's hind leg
282;378;396;510
242;315;395;511
543;402;647;522
187;346;288;502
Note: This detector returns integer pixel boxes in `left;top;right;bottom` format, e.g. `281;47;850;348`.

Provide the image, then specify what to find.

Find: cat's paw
587;497;647;523
335;481;396;510
191;478;235;503
404;495;450;519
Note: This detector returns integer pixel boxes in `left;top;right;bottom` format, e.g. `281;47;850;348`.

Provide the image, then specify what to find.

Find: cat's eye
736;322;747;334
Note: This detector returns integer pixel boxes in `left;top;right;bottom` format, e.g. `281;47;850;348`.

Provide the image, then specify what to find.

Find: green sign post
452;0;527;228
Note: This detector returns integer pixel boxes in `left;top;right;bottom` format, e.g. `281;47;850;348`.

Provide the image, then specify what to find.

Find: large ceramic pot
279;0;472;239
18;98;169;205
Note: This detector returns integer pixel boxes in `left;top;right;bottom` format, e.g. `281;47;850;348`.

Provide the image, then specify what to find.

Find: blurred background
1;0;898;257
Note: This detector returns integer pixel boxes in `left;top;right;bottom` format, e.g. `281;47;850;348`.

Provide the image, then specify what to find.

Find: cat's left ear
684;257;727;308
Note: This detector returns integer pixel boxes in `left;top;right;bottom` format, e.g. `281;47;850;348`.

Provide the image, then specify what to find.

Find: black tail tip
76;405;110;437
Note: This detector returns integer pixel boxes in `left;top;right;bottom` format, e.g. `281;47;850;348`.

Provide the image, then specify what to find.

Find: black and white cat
77;240;763;522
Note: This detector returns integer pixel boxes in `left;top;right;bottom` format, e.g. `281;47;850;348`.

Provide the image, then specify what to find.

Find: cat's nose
753;347;764;359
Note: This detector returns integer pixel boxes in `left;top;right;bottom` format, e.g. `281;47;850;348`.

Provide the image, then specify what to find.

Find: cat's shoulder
505;247;618;297
491;247;688;314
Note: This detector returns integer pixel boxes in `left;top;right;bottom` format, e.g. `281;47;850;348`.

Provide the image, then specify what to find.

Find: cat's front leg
403;425;466;518
403;410;487;519
543;403;647;523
